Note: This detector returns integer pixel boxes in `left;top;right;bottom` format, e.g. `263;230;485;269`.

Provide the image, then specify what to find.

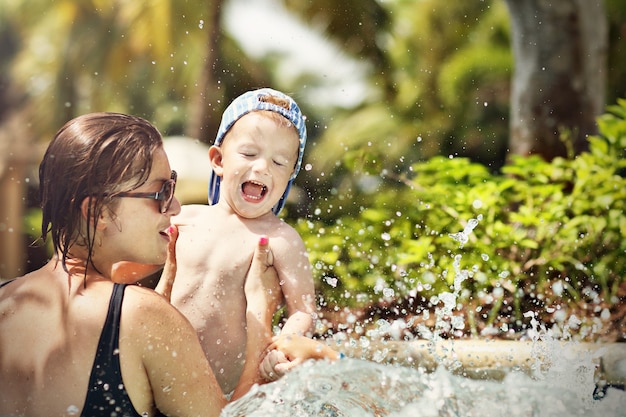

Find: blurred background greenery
1;0;625;340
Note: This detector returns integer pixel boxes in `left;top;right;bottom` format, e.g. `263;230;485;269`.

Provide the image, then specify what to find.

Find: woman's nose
169;195;182;216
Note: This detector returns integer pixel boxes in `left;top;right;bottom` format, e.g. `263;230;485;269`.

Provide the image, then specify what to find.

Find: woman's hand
244;236;281;314
155;225;178;301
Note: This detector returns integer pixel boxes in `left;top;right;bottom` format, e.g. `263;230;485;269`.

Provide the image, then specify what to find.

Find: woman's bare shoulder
121;285;187;325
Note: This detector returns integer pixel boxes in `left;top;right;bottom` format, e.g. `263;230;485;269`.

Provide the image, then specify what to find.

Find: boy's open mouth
242;180;268;200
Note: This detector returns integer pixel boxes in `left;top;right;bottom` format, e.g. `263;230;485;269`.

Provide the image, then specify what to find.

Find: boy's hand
259;349;289;382
264;334;340;377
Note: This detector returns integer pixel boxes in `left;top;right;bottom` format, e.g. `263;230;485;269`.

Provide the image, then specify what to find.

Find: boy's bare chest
179;219;265;287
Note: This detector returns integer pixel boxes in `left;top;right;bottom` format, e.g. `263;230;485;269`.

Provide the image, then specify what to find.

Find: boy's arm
272;231;316;336
258;231;316;382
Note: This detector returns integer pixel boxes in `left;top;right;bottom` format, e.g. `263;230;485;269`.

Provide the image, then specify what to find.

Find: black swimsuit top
0;280;143;416
81;283;143;417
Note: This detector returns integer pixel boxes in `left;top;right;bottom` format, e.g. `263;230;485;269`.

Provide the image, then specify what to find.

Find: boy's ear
208;146;224;177
80;197;108;230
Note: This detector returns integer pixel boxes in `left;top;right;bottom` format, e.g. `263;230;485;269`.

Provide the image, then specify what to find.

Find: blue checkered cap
208;88;307;215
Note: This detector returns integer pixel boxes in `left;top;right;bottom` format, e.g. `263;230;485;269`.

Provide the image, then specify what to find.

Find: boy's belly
195;312;247;394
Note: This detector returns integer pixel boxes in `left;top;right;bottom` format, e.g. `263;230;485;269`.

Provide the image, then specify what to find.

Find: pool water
222;351;626;417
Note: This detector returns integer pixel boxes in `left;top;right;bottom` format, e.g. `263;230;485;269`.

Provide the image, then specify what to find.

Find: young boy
170;88;315;395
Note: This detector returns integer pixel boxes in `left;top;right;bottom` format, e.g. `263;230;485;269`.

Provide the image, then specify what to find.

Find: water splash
222;358;626;417
448;215;482;248
421;215;482;343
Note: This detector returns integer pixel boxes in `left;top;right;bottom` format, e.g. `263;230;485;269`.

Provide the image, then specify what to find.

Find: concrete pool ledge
337;339;626;385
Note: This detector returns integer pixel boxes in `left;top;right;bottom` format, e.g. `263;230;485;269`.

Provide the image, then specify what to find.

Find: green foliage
309;0;513;186
298;99;626;339
437;46;511;110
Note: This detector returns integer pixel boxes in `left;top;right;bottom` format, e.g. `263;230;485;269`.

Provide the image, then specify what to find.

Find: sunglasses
115;170;177;213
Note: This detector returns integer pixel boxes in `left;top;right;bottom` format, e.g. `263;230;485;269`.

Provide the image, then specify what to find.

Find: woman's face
97;147;181;270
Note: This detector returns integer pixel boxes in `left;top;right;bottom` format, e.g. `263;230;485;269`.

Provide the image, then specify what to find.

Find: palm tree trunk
186;0;224;144
504;0;607;160
0;106;39;279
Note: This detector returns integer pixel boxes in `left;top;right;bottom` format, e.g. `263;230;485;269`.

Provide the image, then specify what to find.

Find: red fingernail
259;236;269;245
168;225;175;234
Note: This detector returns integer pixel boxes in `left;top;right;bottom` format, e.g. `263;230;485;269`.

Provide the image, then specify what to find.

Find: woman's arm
230;236;282;400
129;289;227;417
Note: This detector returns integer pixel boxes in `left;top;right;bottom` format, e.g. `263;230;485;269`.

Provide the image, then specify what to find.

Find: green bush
298;99;626;341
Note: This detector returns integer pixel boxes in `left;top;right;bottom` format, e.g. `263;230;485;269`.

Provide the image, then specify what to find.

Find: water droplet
601;308;610;320
383;288;395;298
325;277;338;288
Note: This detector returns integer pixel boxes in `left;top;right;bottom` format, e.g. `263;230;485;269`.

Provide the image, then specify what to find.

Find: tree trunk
0;105;39;280
185;0;224;143
504;0;608;160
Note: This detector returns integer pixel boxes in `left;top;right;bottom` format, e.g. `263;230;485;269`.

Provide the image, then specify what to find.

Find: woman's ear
209;145;224;177
80;197;108;230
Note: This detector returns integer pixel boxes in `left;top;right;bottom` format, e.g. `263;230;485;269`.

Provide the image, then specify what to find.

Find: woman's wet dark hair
39;112;163;273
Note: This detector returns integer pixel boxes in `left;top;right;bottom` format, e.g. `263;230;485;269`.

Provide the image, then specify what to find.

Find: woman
0;113;336;417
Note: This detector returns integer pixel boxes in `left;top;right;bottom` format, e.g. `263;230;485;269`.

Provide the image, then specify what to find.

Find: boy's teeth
242;181;267;198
